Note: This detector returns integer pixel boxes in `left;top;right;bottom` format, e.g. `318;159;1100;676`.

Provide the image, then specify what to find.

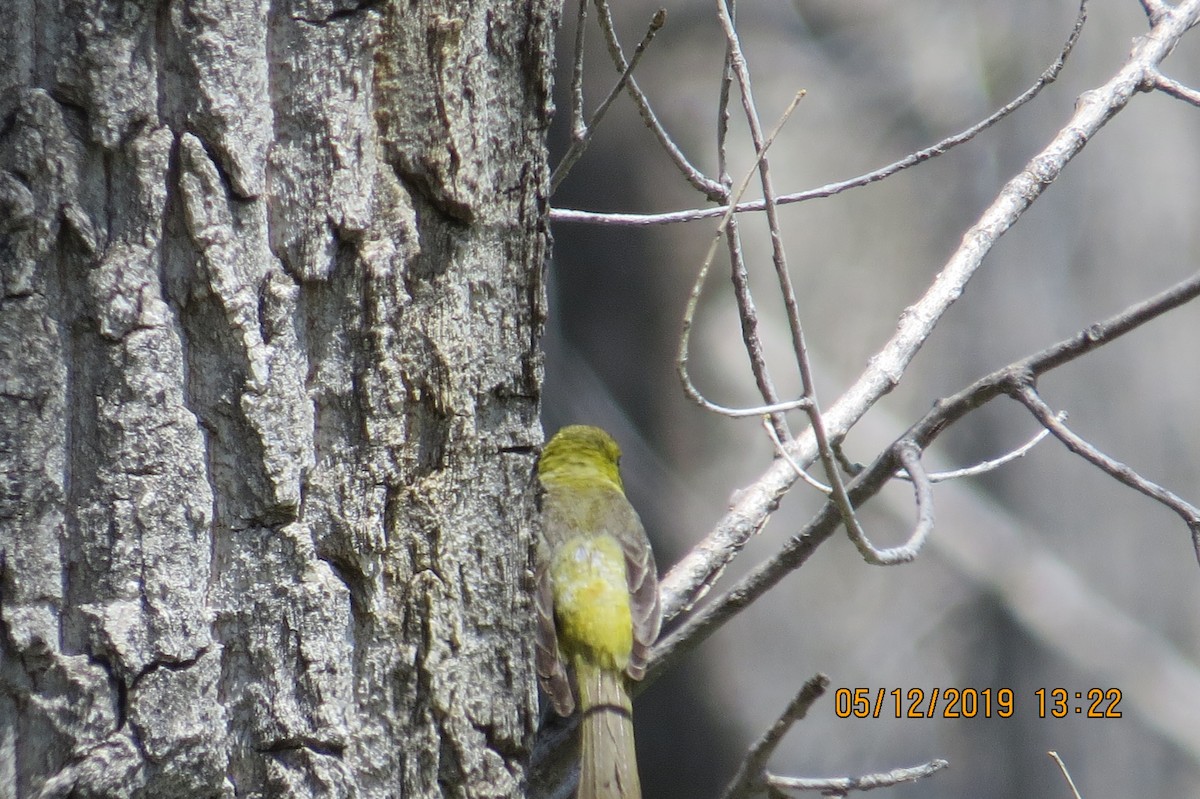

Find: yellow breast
549;534;633;672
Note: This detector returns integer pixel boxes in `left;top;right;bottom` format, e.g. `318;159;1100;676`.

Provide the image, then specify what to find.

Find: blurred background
542;1;1200;797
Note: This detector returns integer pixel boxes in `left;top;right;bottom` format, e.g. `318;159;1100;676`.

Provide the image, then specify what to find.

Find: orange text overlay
833;687;1123;719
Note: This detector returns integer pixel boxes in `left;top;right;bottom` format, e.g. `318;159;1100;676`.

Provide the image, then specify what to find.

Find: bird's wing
616;506;662;681
535;559;576;716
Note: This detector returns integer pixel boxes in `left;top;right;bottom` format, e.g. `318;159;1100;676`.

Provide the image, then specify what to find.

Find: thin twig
766;759;949;795
716;13;735;187
711;0;790;439
718;0;868;568
763;418;829;495
568;0;588;140
592;0;724;198
719;675;830;799
677;91;807;419
551;9;668;193
896;417;1061;483
710;0;803;375
774;417;1061;490
712;0;795;335
833;442;863;478
925;421;1057;482
551;0;1090;227
726;217;792;441
1013;384;1200;562
1048;752;1084;799
1149;70;1200;106
714;0;843;511
842;443;935;565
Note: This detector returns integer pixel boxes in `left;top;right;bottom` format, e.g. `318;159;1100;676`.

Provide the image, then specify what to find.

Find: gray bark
0;0;555;796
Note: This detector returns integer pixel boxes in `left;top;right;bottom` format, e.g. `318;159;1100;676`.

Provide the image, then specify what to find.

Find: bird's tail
575;659;641;799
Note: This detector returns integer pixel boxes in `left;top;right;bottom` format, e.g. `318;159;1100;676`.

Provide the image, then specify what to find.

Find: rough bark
0;0;555;796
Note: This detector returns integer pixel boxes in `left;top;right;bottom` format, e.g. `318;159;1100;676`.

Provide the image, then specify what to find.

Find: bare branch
1149;69;1200;106
766;759;949;796
725;219;792;441
712;0;798;361
711;0;793;440
567;0;588;141
715;12;735;185
763;418;830;495
677;91;808;419
719;675;830;799
550;0;1090;227
1048;752;1085;799
818;417;1060;485
1141;0;1169;25
650;269;1200;685
1013;384;1200;563
592;0;724;198
717;0;886;579
925;420;1058;482
551;9;667;193
707;3;858;563
712;1;852;518
657;0;1200;625
843;443;934;565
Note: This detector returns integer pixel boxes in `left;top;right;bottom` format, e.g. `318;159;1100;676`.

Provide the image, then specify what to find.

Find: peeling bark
0;0;555;796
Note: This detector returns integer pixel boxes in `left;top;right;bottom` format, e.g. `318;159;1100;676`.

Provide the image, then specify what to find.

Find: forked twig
592;0;724;198
550;0;1090;227
677;90;808;419
551;9;668;192
1012;384;1200;561
719;675;829;799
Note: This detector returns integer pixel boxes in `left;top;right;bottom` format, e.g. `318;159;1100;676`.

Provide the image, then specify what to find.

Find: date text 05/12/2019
834;687;1123;719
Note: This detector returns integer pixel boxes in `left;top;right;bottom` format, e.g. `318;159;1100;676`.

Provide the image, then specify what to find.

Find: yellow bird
535;425;662;799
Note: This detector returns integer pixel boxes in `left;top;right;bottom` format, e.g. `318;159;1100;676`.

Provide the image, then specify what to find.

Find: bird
534;425;662;799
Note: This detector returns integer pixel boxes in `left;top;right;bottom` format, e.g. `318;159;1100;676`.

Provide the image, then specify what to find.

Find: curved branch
842;443;934;565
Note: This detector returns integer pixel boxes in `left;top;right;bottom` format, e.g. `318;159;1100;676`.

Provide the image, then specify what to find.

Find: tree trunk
0;0;555;796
